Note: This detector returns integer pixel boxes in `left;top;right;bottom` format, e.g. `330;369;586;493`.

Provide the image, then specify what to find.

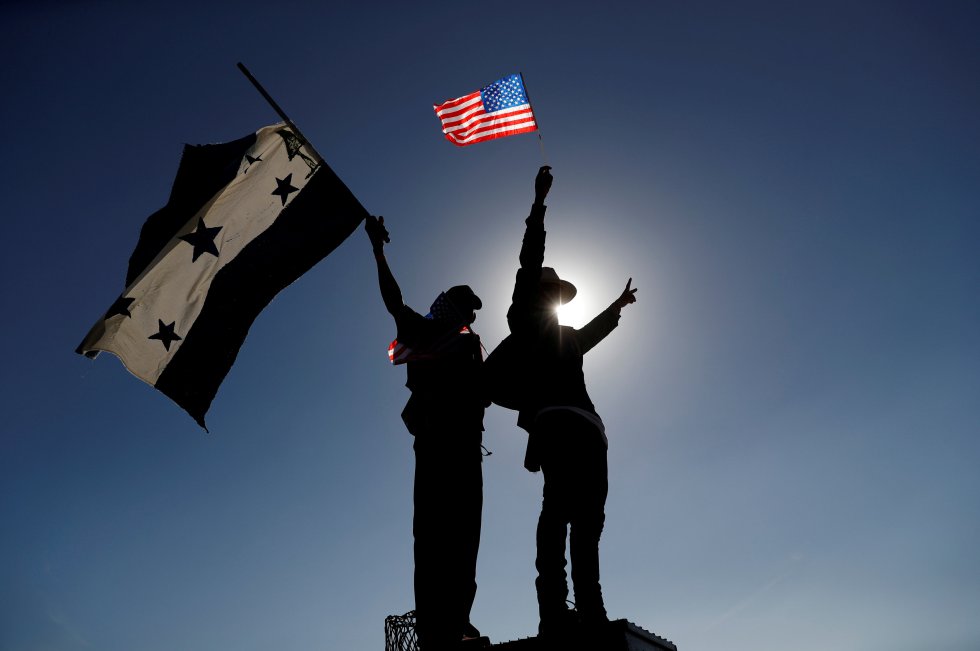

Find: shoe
578;607;608;626
459;622;490;648
577;607;610;645
538;607;578;639
461;622;481;640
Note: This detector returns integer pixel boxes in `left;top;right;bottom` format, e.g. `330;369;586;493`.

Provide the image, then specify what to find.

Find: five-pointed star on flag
104;296;135;319
272;173;299;206
148;319;182;351
244;153;262;172
178;217;222;262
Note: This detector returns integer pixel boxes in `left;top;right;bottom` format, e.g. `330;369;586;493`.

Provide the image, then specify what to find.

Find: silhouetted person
365;215;486;651
505;167;637;639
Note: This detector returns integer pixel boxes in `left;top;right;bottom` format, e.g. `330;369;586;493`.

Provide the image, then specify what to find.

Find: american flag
388;326;472;365
433;74;538;146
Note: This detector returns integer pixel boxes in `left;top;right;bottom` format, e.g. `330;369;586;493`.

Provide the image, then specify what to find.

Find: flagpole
519;71;548;165
236;62;371;218
237;62;324;165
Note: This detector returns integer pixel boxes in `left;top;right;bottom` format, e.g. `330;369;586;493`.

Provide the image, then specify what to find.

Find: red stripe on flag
441;104;532;133
444;108;535;135
433;77;538;147
434;92;482;117
444;111;537;145
451;123;538;146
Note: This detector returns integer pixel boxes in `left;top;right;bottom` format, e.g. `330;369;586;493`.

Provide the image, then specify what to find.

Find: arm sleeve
393;305;426;345
576;305;621;355
506;203;547;335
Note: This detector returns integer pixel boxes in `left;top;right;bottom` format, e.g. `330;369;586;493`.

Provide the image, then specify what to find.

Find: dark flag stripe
126;134;259;286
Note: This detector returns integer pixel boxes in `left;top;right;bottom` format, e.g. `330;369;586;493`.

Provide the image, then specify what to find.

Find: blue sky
2;2;978;650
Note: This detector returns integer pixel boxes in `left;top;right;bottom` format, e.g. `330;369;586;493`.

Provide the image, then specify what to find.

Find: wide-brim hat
540;267;577;303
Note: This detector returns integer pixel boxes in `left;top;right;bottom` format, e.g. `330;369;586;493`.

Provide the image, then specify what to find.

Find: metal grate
384;610;419;651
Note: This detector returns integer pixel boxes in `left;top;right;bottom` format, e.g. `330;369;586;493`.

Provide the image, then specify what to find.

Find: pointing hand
612;278;638;310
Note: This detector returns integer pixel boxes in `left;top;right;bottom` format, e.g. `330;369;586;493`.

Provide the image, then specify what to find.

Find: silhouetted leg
535;463;571;610
457;439;483;635
569;427;608;622
534;410;610;634
534;413;574;630
414;429;484;650
444;432;483;641
413;434;455;651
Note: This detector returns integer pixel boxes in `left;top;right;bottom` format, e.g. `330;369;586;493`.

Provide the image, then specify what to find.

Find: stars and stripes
388;339;411;365
77;123;368;428
387;326;472;365
433;74;538;146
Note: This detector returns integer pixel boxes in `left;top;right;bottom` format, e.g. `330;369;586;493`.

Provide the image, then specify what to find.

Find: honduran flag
76;124;367;429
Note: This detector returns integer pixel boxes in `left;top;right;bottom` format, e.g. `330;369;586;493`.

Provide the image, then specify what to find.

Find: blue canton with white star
480;74;529;113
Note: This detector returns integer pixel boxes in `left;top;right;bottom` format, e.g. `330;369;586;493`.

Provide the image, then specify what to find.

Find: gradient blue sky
2;2;978;650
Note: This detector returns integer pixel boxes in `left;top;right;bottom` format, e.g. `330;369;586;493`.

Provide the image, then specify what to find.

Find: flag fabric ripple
76;123;368;429
387;326;472;365
433;74;538;146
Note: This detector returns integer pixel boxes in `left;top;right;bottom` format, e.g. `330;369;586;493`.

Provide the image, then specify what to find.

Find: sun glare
556;294;594;327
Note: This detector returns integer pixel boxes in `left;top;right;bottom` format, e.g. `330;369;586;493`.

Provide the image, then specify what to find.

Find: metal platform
489;619;677;651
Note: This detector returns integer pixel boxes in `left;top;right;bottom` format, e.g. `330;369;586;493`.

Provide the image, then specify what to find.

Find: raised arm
519;165;552;269
507;166;553;334
365;215;404;316
577;278;638;354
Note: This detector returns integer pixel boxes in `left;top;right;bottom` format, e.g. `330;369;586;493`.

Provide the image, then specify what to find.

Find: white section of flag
433;83;538;147
83;124;313;384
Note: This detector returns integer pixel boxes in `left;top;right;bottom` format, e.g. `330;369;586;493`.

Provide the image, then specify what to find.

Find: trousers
533;410;609;621
413;428;483;650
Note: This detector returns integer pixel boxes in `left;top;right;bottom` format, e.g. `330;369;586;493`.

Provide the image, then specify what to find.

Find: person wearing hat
506;166;637;639
365;214;488;650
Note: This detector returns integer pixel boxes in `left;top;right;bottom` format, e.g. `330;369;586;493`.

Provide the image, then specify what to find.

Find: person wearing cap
365;214;487;650
506;166;637;638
